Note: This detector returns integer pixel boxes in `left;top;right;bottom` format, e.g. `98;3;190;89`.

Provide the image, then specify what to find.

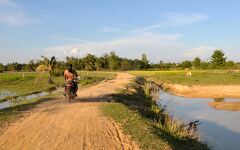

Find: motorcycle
64;76;80;103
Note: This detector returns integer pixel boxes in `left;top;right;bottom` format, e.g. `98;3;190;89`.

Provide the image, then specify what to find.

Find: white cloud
183;46;216;60
50;35;91;43
133;13;209;32
0;0;31;26
44;32;188;62
100;26;120;33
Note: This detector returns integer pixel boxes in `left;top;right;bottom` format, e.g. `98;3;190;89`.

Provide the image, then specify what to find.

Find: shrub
80;77;96;86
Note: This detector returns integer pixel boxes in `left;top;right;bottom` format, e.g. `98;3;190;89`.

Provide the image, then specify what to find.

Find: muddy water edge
158;90;240;150
0;87;62;109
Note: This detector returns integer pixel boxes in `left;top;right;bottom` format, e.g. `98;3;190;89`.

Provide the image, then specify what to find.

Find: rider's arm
64;70;67;80
73;70;78;78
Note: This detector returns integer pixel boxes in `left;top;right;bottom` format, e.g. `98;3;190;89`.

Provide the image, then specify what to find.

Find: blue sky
0;0;240;64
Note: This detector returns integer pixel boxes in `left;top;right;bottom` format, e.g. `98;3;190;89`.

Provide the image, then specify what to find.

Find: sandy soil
163;83;240;98
0;73;139;150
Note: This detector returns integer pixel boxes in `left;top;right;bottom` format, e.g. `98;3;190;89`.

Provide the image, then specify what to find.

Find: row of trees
0;49;239;73
0;52;149;72
0;60;65;73
65;52;149;71
179;50;238;70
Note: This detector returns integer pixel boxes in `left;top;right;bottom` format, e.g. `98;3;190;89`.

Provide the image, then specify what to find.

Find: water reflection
0;89;60;110
0;90;16;100
213;98;225;102
158;90;240;150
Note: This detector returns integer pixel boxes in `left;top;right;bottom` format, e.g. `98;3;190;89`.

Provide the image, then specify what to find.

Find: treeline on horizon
0;49;239;73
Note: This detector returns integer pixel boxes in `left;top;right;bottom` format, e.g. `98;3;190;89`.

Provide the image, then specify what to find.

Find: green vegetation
0;63;4;73
36;56;57;84
210;49;227;69
0;71;116;125
0;71;116;101
1;49;239;72
193;57;201;69
129;70;240;85
181;60;192;69
0;72;63;97
102;103;171;150
101;77;209;150
78;71;116;86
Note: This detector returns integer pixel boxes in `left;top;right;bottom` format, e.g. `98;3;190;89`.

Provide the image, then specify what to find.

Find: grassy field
77;71;116;86
129;70;240;85
0;71;116;125
0;72;63;97
0;71;116;101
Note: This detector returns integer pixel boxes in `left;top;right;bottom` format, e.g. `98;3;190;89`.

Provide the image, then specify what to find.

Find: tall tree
201;61;210;69
0;63;4;73
141;53;149;69
181;60;192;69
82;54;97;71
158;60;164;69
210;49;227;68
66;57;82;70
6;62;22;71
226;61;236;69
108;51;120;70
25;60;36;71
121;58;131;71
131;59;142;70
193;57;201;69
95;54;109;70
38;56;56;84
101;53;109;69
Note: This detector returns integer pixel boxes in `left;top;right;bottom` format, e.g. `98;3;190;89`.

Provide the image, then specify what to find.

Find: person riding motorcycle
64;64;78;97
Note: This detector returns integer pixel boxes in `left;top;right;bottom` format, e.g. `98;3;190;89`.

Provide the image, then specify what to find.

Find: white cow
186;71;192;76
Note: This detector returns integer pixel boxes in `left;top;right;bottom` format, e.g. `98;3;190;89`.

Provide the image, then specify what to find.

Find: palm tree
36;56;56;84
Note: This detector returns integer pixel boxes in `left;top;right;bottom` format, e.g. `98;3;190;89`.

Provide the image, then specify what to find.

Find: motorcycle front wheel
68;97;71;103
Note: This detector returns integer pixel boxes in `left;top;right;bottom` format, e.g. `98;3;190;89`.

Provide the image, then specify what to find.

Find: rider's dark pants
65;81;78;93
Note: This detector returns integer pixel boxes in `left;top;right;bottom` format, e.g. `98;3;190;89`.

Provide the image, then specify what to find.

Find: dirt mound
164;83;240;98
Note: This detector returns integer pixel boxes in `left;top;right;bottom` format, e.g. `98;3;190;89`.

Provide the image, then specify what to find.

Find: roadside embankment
101;77;209;150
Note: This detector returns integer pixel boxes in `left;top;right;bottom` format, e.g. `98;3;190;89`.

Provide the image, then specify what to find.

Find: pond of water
158;91;240;150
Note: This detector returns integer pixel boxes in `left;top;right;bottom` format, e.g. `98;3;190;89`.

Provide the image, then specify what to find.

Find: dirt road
0;73;139;150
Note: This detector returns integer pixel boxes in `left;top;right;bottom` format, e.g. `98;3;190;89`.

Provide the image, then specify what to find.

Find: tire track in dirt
0;73;139;150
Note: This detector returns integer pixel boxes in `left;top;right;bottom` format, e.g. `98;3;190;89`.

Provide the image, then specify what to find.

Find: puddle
158;90;240;150
0;101;11;109
0;90;16;100
0;87;62;110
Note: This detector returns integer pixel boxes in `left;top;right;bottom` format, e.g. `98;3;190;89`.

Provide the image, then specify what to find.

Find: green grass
129;70;240;85
0;71;116;101
101;78;209;150
0;72;63;97
101;103;171;150
78;71;116;86
0;71;116;126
